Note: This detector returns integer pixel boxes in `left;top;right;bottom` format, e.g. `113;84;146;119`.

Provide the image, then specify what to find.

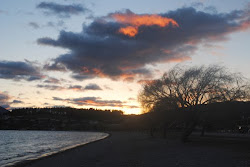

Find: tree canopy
139;65;250;113
138;65;250;141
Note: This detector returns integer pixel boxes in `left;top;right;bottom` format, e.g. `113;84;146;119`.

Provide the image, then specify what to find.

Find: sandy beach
19;132;250;167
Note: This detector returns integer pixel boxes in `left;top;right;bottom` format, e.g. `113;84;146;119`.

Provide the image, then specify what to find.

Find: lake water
0;130;108;167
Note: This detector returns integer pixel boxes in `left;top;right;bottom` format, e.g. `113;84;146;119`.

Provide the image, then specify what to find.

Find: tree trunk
200;125;205;137
181;121;197;142
163;126;167;138
163;122;168;138
150;127;155;137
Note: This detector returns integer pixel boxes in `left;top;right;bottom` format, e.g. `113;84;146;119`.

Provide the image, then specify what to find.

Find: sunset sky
0;0;250;114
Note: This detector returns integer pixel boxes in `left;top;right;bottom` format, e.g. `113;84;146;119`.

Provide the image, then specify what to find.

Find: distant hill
0;106;9;114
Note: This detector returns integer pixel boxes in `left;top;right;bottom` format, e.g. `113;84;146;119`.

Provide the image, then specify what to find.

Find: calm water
0;130;108;167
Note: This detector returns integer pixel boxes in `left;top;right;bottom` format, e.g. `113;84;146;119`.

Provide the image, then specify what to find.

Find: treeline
1;101;250;133
11;107;123;122
139;101;250;137
0;107;124;131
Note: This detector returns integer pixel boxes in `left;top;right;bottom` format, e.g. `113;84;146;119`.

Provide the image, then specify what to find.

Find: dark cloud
0;61;44;81
12;100;23;104
47;20;65;27
71;74;94;81
52;96;138;108
53;97;64;101
43;77;61;84
0;92;10;102
37;84;64;90
84;83;102;90
28;22;40;29
28;21;65;29
0;92;11;108
43;61;67;71
68;85;83;91
37;2;89;18
68;83;102;91
38;7;250;81
204;6;218;13
37;83;102;91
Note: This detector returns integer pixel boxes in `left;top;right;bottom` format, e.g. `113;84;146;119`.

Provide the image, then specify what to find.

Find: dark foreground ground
20;132;250;167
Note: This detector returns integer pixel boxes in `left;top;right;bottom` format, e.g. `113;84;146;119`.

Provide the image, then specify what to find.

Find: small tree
138;65;250;141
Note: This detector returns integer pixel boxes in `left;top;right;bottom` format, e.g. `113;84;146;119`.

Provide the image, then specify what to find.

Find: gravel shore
22;132;250;167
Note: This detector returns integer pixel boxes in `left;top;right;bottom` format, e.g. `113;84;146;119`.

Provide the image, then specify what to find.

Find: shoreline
13;131;250;167
8;132;110;167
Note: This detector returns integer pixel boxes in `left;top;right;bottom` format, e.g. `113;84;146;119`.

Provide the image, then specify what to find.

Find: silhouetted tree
138;65;250;141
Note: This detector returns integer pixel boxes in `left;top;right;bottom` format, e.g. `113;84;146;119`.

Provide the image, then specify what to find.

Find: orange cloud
112;13;179;37
137;79;156;85
92;68;107;78
167;56;191;63
239;20;250;31
118;26;138;37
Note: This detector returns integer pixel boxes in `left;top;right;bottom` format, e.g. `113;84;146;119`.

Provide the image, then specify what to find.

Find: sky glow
0;0;250;114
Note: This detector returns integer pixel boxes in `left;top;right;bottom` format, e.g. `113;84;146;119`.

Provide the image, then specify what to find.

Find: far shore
14;131;250;167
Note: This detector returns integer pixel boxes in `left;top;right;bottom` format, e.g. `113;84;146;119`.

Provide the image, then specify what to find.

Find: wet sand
21;132;250;167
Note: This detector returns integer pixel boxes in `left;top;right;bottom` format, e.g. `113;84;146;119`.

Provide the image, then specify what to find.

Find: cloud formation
43;61;67;72
0;10;8;15
37;84;64;90
37;83;102;91
28;21;65;29
111;11;179;37
84;83;102;90
12;100;23;104
68;85;83;91
68;83;102;91
52;96;139;108
53;97;64;101
28;22;40;29
43;77;61;84
38;7;250;82
0;61;44;81
68;97;122;107
0;92;10;108
37;2;89;18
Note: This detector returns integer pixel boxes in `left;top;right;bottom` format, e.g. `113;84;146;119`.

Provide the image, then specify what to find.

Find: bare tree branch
138;64;250;113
